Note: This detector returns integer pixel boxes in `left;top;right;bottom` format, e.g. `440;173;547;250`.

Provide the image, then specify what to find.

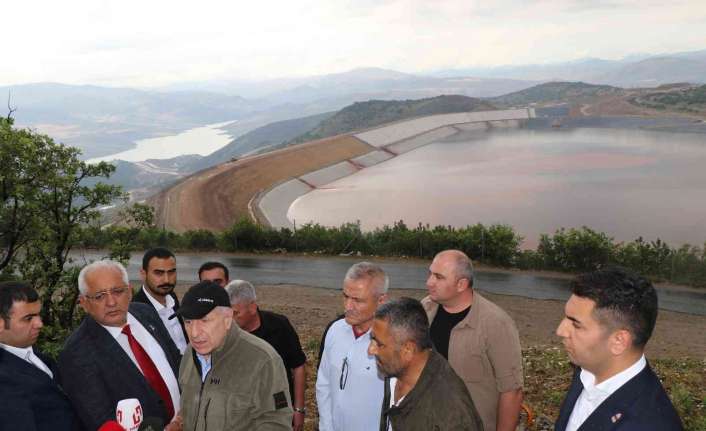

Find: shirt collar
0;342;33;361
142;286;175;311
579;354;647;401
101;312;137;339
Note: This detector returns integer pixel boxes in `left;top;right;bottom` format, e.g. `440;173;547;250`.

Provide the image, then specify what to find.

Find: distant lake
288;128;706;249
88;120;236;163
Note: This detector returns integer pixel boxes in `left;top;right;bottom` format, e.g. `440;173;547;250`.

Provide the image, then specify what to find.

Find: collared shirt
142;286;187;354
566;355;647;431
422;293;523;431
387;377;406;431
316;319;384;431
196;353;212;382
101;313;181;417
0;342;53;378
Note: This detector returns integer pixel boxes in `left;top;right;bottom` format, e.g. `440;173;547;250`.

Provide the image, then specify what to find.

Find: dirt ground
150;135;372;231
243;284;706;360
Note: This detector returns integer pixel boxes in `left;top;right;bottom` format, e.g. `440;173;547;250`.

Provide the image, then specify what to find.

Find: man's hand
164;414;183;431
292;410;304;431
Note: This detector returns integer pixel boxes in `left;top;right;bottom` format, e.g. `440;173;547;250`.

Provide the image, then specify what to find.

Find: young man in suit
0;281;82;431
58;260;182;431
134;247;188;354
555;267;683;431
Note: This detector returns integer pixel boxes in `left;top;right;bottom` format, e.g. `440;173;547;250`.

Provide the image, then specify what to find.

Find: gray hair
439;250;474;287
224;279;257;305
344;261;389;296
77;260;129;295
375;297;432;350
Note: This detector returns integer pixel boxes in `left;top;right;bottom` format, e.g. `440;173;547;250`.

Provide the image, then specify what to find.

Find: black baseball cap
169;281;229;320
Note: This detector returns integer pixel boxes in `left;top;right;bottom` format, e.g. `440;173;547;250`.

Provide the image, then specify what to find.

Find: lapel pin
611;413;623;423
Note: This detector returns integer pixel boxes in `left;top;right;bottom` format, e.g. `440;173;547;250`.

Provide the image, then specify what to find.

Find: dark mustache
158;283;175;289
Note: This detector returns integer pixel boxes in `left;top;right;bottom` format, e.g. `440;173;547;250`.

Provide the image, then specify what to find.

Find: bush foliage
78;218;706;288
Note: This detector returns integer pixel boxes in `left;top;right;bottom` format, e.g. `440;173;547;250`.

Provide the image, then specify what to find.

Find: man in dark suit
554;267;683;431
58;260;182;431
0;281;82;431
133;247;187;354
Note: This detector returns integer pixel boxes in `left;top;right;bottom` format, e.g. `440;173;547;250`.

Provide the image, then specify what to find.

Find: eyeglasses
83;286;130;302
339;357;349;390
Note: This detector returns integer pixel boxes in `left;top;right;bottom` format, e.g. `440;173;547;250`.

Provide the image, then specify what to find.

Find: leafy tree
0;115;124;327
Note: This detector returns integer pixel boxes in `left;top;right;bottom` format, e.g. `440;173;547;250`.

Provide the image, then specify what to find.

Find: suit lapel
130;303;180;375
84;315;148;384
556;367;583;431
1;347;55;384
577;365;652;431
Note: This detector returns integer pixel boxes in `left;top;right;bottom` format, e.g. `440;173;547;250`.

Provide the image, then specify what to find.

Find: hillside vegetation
491;81;621;107
630;84;706;113
291;95;496;143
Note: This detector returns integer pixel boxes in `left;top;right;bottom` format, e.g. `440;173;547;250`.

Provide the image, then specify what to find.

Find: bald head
435;250;474;287
426;250;474;309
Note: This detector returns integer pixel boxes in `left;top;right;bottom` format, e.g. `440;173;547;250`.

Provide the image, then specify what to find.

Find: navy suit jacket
58;302;181;431
0;347;82;431
555;363;683;431
132;287;187;343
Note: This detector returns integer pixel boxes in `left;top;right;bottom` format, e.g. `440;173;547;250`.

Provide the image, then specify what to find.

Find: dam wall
257;108;534;229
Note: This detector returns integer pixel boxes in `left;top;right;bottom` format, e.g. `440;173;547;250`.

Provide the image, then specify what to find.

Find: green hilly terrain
290;95;496;143
491;81;621;107
630;84;706;113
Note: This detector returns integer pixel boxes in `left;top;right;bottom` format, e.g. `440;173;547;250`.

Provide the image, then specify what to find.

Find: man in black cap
173;281;293;431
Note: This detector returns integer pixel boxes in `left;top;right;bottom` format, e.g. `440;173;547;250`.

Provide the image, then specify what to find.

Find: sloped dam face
288;127;706;249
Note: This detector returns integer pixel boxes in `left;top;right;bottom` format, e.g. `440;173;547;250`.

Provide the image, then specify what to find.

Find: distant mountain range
431;49;706;88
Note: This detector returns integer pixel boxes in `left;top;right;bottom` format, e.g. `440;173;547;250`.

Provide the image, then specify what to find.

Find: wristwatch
293;407;307;415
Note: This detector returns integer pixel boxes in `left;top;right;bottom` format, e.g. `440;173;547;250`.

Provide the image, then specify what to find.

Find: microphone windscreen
98;421;126;431
116;398;143;431
138;417;165;431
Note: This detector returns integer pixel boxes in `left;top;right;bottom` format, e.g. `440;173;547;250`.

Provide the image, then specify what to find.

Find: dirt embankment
150;135;372;232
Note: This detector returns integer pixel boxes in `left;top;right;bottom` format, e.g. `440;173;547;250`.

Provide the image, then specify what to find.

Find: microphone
138;417;165;431
97;421;125;431
116;398;143;431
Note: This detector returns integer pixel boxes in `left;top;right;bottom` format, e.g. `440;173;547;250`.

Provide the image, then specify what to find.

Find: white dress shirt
566;355;647;431
142;286;187;354
101;313;181;418
386;377;406;431
0;342;53;378
316;319;384;431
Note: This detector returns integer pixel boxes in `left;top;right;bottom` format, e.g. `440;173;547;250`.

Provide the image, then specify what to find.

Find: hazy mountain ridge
491;82;622;107
433;49;706;87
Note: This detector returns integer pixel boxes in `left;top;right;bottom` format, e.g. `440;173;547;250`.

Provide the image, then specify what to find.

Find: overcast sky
3;0;706;88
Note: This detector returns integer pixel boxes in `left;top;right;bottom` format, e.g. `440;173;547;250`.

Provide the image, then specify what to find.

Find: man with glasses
423;250;524;431
316;262;388;431
58;260;182;431
134;247;188;354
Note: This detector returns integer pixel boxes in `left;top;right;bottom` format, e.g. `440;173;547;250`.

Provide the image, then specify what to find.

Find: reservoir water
88;120;236;163
288;128;706;249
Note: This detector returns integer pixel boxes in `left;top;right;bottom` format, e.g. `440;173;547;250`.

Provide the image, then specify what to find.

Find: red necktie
121;324;175;419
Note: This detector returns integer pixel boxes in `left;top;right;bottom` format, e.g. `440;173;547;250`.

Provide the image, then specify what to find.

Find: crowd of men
0;247;684;430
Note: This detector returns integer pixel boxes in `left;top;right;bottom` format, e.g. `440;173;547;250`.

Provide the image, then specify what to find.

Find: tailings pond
288;127;706;249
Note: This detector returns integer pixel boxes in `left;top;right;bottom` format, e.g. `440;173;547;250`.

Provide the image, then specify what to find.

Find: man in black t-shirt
225;279;307;431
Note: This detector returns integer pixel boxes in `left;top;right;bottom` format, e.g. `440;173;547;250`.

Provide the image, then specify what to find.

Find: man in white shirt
316;262;388;431
0;281;81;431
58;260;182;430
554;267;683;431
133;247;188;354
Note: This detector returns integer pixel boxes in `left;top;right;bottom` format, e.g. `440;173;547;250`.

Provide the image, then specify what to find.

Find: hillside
184;111;335;172
629;84;706;114
491;81;622;107
291;95;496;143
